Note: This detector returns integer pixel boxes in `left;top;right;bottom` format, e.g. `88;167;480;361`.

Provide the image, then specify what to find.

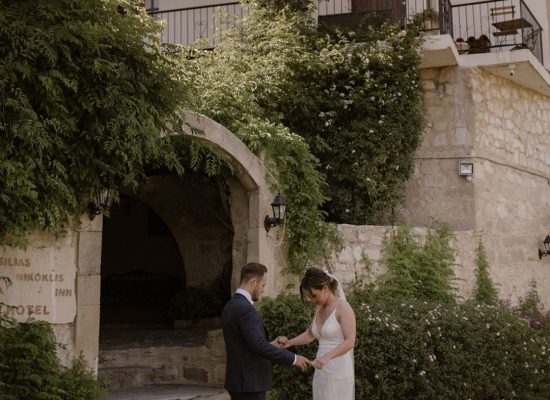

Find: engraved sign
0;245;76;323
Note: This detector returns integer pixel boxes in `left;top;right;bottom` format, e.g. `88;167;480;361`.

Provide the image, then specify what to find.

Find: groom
222;262;309;400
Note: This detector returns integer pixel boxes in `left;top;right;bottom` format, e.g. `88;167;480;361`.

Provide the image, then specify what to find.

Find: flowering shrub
261;294;550;400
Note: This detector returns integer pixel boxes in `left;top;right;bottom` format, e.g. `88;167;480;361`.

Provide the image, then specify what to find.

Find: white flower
419;370;426;376
351;149;356;154
319;111;325;117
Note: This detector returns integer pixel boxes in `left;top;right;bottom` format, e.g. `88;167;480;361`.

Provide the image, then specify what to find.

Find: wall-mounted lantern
458;160;474;182
264;194;287;232
87;188;114;220
538;234;550;260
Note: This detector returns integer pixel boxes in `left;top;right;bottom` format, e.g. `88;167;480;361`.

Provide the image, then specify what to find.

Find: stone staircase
98;328;226;391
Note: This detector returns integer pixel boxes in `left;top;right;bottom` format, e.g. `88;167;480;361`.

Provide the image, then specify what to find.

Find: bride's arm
312;302;356;368
277;328;315;348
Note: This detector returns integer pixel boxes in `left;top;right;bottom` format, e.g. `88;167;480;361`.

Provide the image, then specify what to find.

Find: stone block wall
399;64;550;307
315;225;478;301
399;66;477;230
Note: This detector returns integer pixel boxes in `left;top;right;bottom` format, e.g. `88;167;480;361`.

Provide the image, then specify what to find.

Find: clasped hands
271;336;327;371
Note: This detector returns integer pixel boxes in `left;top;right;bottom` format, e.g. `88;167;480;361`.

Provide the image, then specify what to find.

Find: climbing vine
181;0;424;271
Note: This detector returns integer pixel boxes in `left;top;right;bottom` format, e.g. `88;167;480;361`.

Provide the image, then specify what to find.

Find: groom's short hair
240;262;267;284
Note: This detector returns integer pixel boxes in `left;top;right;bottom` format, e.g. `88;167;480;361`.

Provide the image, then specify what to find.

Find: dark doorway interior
99;173;234;333
100;194;185;328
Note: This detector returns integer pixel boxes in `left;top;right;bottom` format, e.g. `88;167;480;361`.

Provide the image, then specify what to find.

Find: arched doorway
92;112;278;389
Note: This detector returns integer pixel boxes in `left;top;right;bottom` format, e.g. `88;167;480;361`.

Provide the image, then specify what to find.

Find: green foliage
281;24;424;224
0;276;11;326
473;241;499;305
183;1;423;271
259;294;316;400
261;292;550;400
168;274;230;320
182;2;328;271
0;0;192;244
0;319;105;399
515;279;549;328
377;224;456;302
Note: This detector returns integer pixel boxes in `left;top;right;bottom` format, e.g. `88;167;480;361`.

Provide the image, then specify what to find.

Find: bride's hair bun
299;267;338;302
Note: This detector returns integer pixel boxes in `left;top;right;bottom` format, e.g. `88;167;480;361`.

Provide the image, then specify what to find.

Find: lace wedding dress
311;306;355;400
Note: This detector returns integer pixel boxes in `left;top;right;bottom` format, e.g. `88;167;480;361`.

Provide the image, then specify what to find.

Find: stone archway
75;111;280;375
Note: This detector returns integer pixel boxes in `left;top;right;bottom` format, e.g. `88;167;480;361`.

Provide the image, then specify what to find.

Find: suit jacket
222;293;295;393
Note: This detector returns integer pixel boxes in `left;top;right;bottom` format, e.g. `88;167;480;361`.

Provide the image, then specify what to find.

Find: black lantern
264;194;287;232
87;188;113;220
539;234;550;260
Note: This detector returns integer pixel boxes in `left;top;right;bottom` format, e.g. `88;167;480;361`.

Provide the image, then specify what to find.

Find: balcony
147;0;543;65
441;0;543;65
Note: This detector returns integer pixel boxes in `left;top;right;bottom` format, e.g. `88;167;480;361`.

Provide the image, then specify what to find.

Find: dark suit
222;293;295;400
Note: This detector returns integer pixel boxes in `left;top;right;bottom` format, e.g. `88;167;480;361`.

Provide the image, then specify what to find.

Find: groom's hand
294;355;310;372
276;336;289;348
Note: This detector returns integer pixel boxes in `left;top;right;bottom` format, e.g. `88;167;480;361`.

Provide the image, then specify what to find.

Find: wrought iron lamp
87;188;113;220
538;234;550;260
264;194;287;232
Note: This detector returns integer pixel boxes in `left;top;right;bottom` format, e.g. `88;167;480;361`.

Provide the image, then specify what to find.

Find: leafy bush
377;224;456;302
516;279;550;328
261;293;550;400
168;274;230;320
259;294;316;400
0;319;105;400
473;241;499;305
184;1;424;271
0;0;192;245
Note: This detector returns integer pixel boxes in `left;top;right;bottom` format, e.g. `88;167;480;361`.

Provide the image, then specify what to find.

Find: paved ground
102;385;230;400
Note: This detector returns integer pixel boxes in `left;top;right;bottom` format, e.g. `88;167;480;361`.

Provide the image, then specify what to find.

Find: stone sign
0;245;76;323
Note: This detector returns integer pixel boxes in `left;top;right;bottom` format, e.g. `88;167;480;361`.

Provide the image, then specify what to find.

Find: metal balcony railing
441;0;543;64
147;0;543;64
148;2;245;48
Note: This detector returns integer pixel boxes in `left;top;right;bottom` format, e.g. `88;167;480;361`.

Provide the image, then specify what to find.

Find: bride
277;267;356;400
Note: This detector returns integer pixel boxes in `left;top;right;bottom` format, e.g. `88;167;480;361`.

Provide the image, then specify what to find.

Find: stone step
101;384;230;400
99;328;226;391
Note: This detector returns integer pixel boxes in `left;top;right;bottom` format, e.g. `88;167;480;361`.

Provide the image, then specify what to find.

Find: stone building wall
399;64;550;306
0;216;103;370
469;70;550;305
316;225;478;301
399;67;477;230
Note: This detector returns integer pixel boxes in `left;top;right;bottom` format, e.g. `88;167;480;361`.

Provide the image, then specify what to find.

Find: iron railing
147;0;543;64
317;0;442;30
441;0;543;64
148;2;245;48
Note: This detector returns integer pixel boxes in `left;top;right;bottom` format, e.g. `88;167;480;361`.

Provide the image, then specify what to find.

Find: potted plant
414;8;440;35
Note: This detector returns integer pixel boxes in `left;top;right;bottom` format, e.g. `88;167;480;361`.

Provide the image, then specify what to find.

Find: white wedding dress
311;306;355;400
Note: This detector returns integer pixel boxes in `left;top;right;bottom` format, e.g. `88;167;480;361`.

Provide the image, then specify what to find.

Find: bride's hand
312;357;328;369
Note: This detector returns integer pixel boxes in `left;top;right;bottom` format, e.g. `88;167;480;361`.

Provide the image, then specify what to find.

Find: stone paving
102;385;230;400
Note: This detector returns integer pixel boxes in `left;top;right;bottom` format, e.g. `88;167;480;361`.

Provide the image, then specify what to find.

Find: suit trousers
228;391;266;400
